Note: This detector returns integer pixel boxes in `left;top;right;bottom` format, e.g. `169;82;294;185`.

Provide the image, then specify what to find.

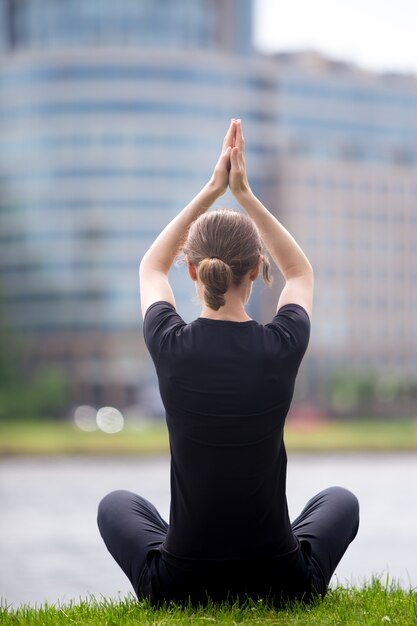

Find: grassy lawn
1;580;416;625
284;418;417;452
0;417;417;456
0;419;169;456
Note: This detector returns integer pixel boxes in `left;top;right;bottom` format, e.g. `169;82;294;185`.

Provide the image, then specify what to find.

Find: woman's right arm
229;120;314;317
139;121;235;318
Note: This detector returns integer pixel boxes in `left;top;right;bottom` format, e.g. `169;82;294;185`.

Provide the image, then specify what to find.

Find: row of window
314;295;414;309
0;63;272;91
8;317;417;339
1;138;414;167
1;101;414;143
2;272;417;296
280;115;415;139
279;80;417;109
315;326;416;340
0;168;272;189
0;167;209;185
1;291;135;302
0;197;173;212
299;179;417;194
1;66;415;110
298;208;416;220
283;141;416;164
1;187;415;217
10;322;417;336
304;237;416;253
3;227;415;251
4;266;415;287
7;319;141;332
0;99;276;123
315;267;417;280
3;285;417;304
0;260;138;272
0;133;277;158
0;228;157;243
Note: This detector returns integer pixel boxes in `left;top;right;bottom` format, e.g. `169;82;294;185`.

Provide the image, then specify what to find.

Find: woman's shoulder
264;303;310;353
144;300;177;319
269;303;311;324
143;300;186;336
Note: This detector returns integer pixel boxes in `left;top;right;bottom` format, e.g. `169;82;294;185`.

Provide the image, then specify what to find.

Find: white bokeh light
73;405;98;432
96;406;124;434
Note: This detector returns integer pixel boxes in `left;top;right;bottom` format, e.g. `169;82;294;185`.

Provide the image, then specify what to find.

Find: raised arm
139;121;235;318
229;120;314;317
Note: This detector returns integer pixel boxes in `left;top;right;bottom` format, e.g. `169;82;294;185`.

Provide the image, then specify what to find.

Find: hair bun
197;257;233;311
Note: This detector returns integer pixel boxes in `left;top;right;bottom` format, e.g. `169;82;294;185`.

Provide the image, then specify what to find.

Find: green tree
0;290;70;420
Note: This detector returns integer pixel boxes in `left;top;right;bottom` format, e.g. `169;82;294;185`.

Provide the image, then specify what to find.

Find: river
1;453;416;607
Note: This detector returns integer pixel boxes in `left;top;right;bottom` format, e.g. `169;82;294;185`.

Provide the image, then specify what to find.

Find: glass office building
0;0;253;55
1;2;416;413
0;0;277;408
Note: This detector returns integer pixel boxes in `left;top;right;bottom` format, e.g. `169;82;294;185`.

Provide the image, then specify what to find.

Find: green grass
1;418;417;456
1;580;416;625
284;418;417;452
0;419;169;456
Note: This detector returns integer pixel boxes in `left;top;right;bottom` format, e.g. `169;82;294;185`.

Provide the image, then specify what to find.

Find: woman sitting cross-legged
97;119;359;606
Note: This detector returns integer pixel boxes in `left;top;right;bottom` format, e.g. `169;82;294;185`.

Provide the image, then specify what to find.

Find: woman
98;120;359;606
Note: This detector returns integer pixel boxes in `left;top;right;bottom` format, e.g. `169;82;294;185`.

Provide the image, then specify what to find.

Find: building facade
271;53;417;409
0;2;416;414
0;0;253;56
0;0;278;408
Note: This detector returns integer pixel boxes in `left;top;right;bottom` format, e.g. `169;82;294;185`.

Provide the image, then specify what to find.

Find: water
1;453;416;607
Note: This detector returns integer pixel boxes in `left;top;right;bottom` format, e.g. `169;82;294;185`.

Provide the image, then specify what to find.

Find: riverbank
1;418;417;456
1;580;416;626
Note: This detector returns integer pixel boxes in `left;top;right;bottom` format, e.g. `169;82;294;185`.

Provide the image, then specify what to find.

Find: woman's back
144;300;310;563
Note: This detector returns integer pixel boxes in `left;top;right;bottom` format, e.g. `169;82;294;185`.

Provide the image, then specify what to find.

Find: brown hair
183;209;271;310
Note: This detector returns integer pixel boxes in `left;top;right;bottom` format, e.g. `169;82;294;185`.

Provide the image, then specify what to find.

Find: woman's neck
200;309;252;322
196;276;254;322
200;293;252;322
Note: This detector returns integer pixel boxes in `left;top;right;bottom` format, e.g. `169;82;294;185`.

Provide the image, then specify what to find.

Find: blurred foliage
0;294;71;421
327;368;417;419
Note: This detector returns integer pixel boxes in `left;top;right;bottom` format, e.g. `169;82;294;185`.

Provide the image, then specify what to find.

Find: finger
235;120;245;151
230;146;240;169
222;119;236;150
217;146;232;169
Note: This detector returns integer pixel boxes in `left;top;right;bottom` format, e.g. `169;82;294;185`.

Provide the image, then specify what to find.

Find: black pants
97;486;359;605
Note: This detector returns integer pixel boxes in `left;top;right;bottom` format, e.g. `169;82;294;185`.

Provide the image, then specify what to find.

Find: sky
254;0;417;75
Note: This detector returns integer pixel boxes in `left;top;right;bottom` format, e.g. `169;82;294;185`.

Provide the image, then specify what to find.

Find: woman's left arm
139;121;235;318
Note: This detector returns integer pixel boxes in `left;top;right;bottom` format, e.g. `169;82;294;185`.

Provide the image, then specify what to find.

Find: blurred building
270;52;417;407
0;0;277;409
0;1;416;413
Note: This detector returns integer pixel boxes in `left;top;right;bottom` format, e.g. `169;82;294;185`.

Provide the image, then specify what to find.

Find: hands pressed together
211;119;251;198
140;117;313;319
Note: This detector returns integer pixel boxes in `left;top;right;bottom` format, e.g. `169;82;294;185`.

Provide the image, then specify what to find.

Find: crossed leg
98;486;359;600
97;490;168;595
292;486;360;594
